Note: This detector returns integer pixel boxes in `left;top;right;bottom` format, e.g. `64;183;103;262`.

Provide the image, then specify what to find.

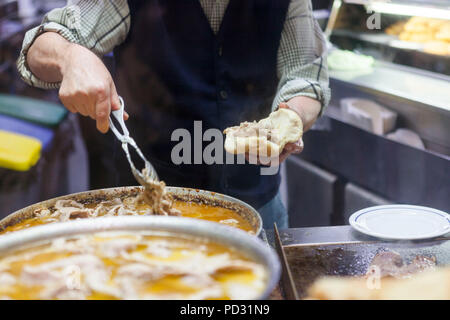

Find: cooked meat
366;251;436;279
224;108;303;157
403;255;437;274
40;281;89;300
0;273;15;286
53;200;93;221
306;250;441;300
145;240;173;258
0;233;266;300
68;211;91;219
138;168;180;216
116;263;165;281
84;268;122;298
99;238;137;258
21;266;63;286
47;179;180;221
34;208;51;218
307;267;450;300
366;251;404;278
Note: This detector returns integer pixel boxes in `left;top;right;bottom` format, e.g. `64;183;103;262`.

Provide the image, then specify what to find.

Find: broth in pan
1;197;255;235
0;231;266;300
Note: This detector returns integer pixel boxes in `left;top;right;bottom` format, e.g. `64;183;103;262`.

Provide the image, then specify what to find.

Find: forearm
274;0;331;118
27;32;72;83
285;96;321;132
17;0;130;89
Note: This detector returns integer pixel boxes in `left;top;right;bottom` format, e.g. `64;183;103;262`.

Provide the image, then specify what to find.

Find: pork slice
130;251;258;276
34;208;51;218
115;277;139;300
116;263;165;281
139;170;181;216
51;238;95;255
39;254;104;271
0;272;16;286
366;251;437;279
68;210;91;219
100;239;137;258
403;255;437;275
40;282;89;300
91;204;104;217
84;268;122;299
104;204;123;217
54;200;84;210
52;200;93;221
145;241;172;258
181;274;216;288
21;254;104;287
218;218;239;227
366;251;404;278
21;265;63;286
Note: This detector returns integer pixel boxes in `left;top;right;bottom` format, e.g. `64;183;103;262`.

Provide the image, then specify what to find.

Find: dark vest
114;0;290;208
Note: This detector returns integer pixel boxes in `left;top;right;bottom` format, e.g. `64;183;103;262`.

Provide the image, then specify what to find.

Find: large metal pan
0;186;262;235
0;216;280;300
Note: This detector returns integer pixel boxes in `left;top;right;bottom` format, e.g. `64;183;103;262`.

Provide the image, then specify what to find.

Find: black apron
109;0;290;209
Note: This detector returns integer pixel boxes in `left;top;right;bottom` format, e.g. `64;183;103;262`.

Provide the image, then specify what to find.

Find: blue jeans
257;192;288;230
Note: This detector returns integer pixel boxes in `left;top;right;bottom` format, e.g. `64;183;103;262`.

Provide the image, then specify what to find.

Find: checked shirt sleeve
273;0;331;115
17;0;130;89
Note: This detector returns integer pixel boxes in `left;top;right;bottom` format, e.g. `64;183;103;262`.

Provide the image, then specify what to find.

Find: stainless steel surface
109;96;159;184
268;226;374;246
267;225;450;298
300;113;450;212
0;216;280;300
329;62;450;155
285;157;337;227
343;183;391;221
271;225;450;246
330;61;450;114
334;81;450;156
273;224;299;300
0;186;263;236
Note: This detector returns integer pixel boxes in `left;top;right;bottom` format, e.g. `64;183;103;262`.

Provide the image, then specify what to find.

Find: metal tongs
109;96;159;186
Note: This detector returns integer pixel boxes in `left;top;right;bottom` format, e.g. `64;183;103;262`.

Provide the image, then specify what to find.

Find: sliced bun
223;108;303;157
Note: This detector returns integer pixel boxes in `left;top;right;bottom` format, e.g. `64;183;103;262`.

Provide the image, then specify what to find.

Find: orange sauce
173;201;254;233
0;233;266;300
0;200;255;235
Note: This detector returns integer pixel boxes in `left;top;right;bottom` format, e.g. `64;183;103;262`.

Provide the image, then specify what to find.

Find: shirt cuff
272;78;331;116
17;22;78;90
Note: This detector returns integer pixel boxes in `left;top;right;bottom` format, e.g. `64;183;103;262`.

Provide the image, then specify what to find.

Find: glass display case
326;0;450;74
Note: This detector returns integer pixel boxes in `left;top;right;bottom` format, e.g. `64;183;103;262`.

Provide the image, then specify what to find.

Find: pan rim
0;216;279;300
0;186;263;236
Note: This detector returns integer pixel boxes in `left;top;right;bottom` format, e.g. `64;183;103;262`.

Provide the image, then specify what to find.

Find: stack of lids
0;94;67;171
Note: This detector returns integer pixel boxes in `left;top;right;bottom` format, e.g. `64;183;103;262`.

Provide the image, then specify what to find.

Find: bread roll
223;109;303;157
307;267;450;300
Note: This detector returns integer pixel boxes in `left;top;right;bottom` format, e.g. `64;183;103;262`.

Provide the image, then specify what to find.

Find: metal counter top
266;225;450;298
266;225;450;247
330;61;450;114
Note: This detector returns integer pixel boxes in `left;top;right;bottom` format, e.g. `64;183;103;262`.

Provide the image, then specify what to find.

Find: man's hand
277;102;304;162
276;97;321;162
59;44;127;133
27;32;127;133
244;96;321;166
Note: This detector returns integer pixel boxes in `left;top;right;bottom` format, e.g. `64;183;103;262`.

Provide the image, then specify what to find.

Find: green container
0;94;67;127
